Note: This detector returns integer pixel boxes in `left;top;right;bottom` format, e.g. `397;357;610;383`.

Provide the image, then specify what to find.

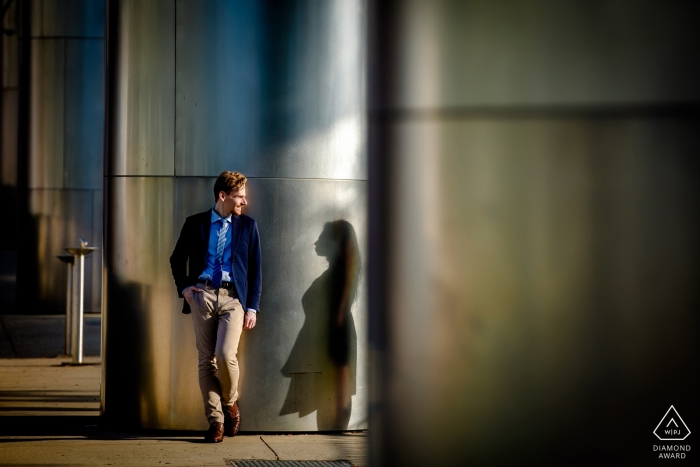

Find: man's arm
170;218;193;298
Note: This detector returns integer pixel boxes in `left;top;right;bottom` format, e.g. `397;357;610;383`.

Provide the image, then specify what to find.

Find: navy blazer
170;210;262;314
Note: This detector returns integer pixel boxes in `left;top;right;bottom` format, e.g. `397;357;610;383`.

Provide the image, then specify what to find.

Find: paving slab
0;435;276;466
0;357;101;417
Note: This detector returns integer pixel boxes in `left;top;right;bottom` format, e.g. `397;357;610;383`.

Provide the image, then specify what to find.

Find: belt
198;279;234;290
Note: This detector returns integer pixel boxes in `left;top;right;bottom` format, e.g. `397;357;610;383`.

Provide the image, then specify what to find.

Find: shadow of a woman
280;220;360;430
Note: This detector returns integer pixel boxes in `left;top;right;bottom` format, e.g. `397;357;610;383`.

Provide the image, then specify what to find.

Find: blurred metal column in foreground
369;0;700;465
103;0;367;431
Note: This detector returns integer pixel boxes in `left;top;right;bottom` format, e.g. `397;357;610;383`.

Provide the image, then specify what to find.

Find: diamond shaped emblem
654;406;691;441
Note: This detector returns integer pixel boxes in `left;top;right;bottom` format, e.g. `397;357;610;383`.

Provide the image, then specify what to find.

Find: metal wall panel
175;0;366;180
65;39;105;189
390;0;700;109
105;0;367;431
29;39;64;189
18;1;105;315
27;189;94;313
241;178;368;431
174;0;263;177
110;0;174;176
30;0;105;38
1;0;18;192
1;89;18;186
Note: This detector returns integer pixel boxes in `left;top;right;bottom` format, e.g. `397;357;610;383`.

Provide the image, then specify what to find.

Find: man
170;171;262;443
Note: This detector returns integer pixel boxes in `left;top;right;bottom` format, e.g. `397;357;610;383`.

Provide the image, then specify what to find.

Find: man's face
219;186;247;216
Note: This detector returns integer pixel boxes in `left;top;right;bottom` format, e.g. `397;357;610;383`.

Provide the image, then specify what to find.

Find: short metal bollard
55;254;75;356
64;238;98;365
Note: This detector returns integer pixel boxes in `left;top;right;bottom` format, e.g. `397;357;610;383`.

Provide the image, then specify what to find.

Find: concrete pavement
0;433;367;466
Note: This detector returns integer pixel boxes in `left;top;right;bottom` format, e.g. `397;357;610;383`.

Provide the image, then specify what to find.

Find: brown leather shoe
205;422;224;443
223;401;241;437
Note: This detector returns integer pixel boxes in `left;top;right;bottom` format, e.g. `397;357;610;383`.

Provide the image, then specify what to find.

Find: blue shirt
198;208;232;283
192;208;257;313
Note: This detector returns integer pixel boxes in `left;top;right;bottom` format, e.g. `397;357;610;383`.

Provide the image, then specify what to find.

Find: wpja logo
653;405;691;460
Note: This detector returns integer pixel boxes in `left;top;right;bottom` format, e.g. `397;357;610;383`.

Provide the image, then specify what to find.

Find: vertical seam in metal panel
63;37;67;189
170;0;178;426
0;1;5;184
173;0;177;178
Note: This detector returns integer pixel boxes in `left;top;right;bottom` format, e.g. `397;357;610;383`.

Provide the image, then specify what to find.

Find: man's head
213;171;248;217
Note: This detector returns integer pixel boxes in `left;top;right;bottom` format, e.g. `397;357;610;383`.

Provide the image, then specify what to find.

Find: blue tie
212;219;227;287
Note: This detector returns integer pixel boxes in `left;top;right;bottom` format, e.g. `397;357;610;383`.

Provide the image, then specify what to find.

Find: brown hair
213;171;247;200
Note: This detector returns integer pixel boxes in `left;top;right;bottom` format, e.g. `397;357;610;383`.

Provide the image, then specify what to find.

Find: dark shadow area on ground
0;416;100;436
0;390;99;404
0;415;206;443
0;314;101;358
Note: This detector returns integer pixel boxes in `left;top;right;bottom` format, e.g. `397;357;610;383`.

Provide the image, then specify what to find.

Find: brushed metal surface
242;178;368;431
29;39;64;189
377;116;700;464
104;0;367;431
30;0;105;38
175;0;366;179
27;189;95;314
110;0;174;176
104;177;368;431
174;0;263;177
389;0;700;108
103;176;176;427
65;39;105;190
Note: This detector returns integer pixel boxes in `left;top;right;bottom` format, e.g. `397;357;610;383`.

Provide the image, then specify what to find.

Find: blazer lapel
230;215;242;259
199;211;211;260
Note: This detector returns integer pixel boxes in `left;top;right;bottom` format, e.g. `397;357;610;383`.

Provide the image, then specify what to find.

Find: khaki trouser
190;283;244;425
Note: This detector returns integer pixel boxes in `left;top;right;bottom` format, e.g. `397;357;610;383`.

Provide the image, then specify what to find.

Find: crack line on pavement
259;436;279;460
